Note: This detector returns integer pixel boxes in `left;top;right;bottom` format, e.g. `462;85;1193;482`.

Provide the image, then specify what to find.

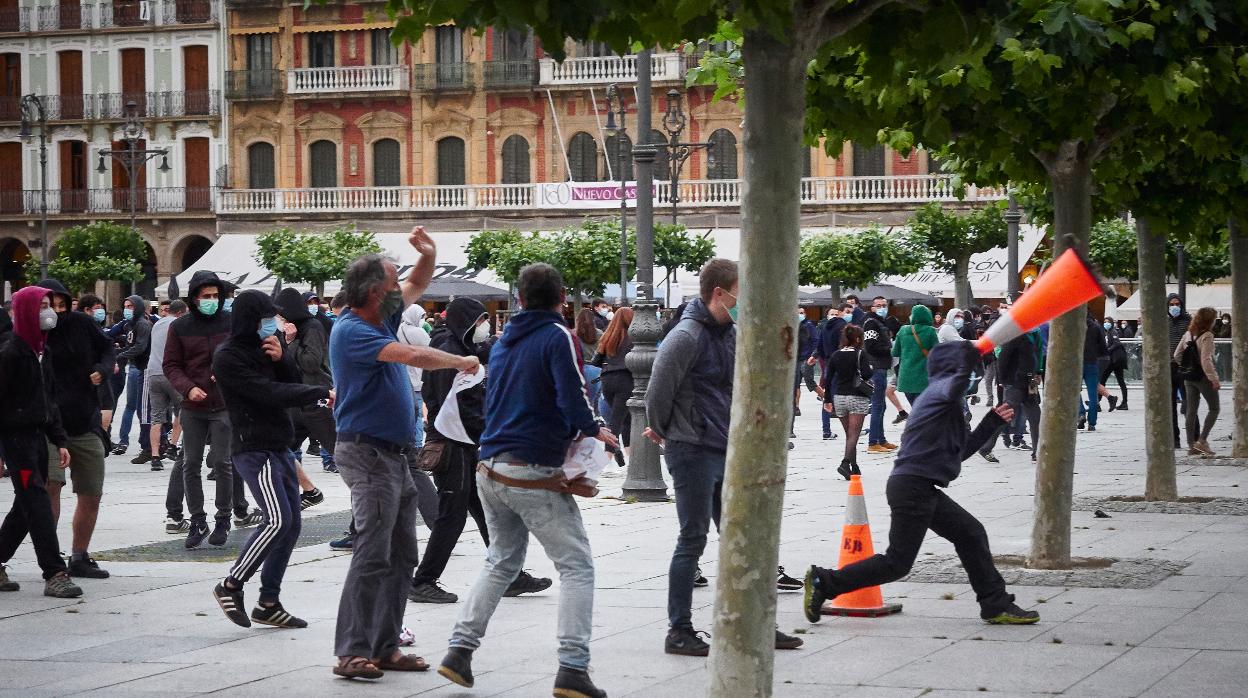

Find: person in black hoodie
36;278;114;580
808;303;853;439
862;296;897;452
1077;314;1109;431
0;286;81;598
275;289;337;486
803;341;1039;626
1166;293;1190;446
210;290;332;630
114;294;154;461
994;330;1043;456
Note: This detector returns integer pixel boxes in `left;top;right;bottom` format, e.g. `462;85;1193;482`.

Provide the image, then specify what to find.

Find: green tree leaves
253;223;383;295
798;224;923;290
25;221;147;293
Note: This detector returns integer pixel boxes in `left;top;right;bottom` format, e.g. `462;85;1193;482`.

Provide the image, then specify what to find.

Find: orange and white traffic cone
822;474;903;618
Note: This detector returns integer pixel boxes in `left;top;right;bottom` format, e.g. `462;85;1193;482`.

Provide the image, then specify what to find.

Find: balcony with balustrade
483;60;539;90
217;175;1006;217
225;71;284;101
538;53;686;87
287;65;409;97
90;90;221;119
0;187;216;217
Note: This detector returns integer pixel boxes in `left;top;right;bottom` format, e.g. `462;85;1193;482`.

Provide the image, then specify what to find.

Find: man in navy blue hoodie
439;263;617;698
803;340;1040;625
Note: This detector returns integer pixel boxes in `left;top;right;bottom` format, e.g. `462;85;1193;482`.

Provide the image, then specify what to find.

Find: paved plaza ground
1;390;1246;697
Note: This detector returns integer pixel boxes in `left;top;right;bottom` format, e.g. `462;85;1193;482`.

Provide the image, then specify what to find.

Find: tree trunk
1231;217;1248;458
829;280;842;307
707;28;804;698
1137;216;1177;500
954;255;971;310
1029;144;1092;570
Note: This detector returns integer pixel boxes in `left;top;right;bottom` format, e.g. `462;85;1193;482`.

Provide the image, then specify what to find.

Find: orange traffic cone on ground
822;474;903;618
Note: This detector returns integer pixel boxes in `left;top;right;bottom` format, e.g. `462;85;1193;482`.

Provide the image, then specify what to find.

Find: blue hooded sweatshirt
478;309;600;467
890;341;1006;487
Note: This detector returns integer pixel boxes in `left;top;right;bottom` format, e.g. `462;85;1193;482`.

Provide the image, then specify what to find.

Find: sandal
376;652;429;672
333;656;383;680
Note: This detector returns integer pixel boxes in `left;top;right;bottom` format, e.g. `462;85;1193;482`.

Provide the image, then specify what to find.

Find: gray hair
343;253;390;309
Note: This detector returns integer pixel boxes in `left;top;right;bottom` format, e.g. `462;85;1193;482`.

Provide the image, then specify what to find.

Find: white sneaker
165;517;190;534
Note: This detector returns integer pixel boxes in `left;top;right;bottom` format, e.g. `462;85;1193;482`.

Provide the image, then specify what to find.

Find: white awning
877;224;1047;299
1113;284;1233;321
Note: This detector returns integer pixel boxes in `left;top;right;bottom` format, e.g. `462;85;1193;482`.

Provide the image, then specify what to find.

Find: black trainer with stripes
213;582;251;628
251;602;308;629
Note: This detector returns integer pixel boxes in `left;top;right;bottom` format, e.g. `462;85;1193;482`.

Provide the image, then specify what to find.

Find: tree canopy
253;224;383;295
798;224;922;290
26;221;147;293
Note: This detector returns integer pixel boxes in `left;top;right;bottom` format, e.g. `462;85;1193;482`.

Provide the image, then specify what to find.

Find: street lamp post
1005;194;1022;302
658;88;711;225
97;100;170;235
605;84;630;307
622;49;668;502
18;95;49;279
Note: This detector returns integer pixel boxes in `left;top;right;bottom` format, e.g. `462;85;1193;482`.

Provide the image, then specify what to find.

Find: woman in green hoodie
892;305;939;404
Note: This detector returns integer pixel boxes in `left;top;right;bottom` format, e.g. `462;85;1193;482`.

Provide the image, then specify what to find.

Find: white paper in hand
432;369;486;444
563;438;610;484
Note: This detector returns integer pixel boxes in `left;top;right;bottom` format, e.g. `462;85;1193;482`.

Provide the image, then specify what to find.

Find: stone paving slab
903;554;1189;589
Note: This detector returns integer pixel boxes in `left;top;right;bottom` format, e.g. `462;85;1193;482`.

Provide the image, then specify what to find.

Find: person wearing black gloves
804;341;1040;626
210;290;333;630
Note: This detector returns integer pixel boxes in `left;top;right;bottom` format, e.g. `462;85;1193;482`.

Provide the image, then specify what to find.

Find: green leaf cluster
907;202;1008;273
24;221;147;294
798;224;923;290
253;223;383;291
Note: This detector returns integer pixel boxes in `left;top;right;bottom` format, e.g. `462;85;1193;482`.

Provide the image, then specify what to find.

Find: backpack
1179;335;1205;382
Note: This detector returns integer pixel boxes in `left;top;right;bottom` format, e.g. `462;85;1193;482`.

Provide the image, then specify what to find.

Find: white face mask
472;321;490;344
307;304;319;316
39;308;58;330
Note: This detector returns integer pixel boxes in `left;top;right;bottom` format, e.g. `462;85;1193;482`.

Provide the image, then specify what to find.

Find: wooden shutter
568;132;598;181
853;143;886;177
57;0;82;29
0;0;18;32
112;139;148;211
501;135;529;184
247;143;275;189
58;51;83;119
0;142;20;213
436;137;465;186
120;48;146;115
372;139;401;186
649;130;670;178
309;141;337;188
0;53;19;121
59;141;87;212
606;133;633;181
184;137;210;210
183;46;208;115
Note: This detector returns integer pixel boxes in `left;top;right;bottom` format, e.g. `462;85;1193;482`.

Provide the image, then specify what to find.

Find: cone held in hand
823;474;903;618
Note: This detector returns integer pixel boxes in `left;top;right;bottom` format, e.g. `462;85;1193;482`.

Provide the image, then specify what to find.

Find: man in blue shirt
329;226;479;681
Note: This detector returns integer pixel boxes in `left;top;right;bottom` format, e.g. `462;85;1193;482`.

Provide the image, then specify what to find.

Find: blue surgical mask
1168;305;1181;317
92;308;106;323
953;318;964;330
874;307;887;318
307;304;319;316
1103;322;1112;331
223;298;234;312
123;308;134;320
258;316;279;339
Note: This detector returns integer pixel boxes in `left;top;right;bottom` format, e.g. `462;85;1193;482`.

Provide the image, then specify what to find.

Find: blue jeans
664;441;724;631
118;364;149;451
868;368;888;444
1077;362;1100;427
451;462;595;670
583;365;603;415
227;449;301;603
412;390;425;448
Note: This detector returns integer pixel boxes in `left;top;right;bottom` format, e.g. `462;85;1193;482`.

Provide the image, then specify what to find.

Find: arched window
373;138;401;186
437;136;466;185
247;143;274;189
649;130;670;178
706;129;737;179
568;132;599;181
501;135;530;184
853;143;886;177
605;132;633;181
308;140;337;188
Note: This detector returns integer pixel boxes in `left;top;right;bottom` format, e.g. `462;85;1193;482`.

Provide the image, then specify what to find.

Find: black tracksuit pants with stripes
226;449;301;604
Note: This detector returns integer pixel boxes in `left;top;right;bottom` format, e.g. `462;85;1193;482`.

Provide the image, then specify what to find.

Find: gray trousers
1184;379;1220;445
181;410;233;524
334;441;421;659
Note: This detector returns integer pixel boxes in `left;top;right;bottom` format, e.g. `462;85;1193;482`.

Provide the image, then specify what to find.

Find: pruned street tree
253;223;383;297
907;202;1007;310
25;221;146;294
798;224;923;302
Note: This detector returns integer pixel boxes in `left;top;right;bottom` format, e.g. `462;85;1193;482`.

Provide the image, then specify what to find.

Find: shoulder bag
852;349;876;398
910;325;930;357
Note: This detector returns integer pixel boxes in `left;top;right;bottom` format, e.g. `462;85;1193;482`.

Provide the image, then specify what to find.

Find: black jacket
1083;315;1108;364
301;291;334;338
0;335;68;446
815;316;848;361
212;291;328;455
797;318;818;361
165;271;232;412
36;279;113;437
890;341;1006;487
996;332;1038;390
115;294;153;370
424;297;490;444
861;315;893;371
0;307;11;339
277;289;332;389
1167;293;1191;355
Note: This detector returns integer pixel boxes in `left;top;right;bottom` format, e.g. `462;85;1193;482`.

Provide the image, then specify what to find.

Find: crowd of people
0;227;1234;694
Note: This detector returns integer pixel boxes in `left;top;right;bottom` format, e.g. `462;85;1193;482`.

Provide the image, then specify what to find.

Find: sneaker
970;395;980;405
150;458;164;472
67;555;110;579
329;532;354;550
892;410;909;424
208;521;230;547
803;565;827;623
554;665;606;698
130;450;152;465
776;566;803;591
163;445;180;461
185;521;210;549
1194;440;1216;457
866;443;891;454
251;601;308;628
0;564;18;591
664;627;711;656
880;442;899;451
234;509;264;528
408;580;459;604
323;462;339;474
1014;439;1032;451
775;628;804;650
504;570;553;597
213;582;251;627
822;432;833;440
438;647;474;688
165;516;190;535
44;570;83;598
300;488;324;511
1077;417;1086;430
981;452;1000;464
1087;425;1097;432
110;444;127;456
693;566;708;588
983;602;1040;625
206;468;217;481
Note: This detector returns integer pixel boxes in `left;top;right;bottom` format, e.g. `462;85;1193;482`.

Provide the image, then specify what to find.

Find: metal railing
288;65;408;94
1119;338;1234;385
90;90;220;118
217;174;1006;215
37;3;90;30
411;63;475;91
161;0;215;24
99;1;155;28
539;53;685;86
225;70;283;100
483;60;538;89
1;187;216;215
0;0;215;32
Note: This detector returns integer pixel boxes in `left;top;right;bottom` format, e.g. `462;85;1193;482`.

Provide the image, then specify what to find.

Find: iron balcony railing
161;0;216;24
483;60;539;89
0;187;216;215
225;70;284;101
36;3;90;30
0;6;32;32
89;90;221;119
411;63;475;92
